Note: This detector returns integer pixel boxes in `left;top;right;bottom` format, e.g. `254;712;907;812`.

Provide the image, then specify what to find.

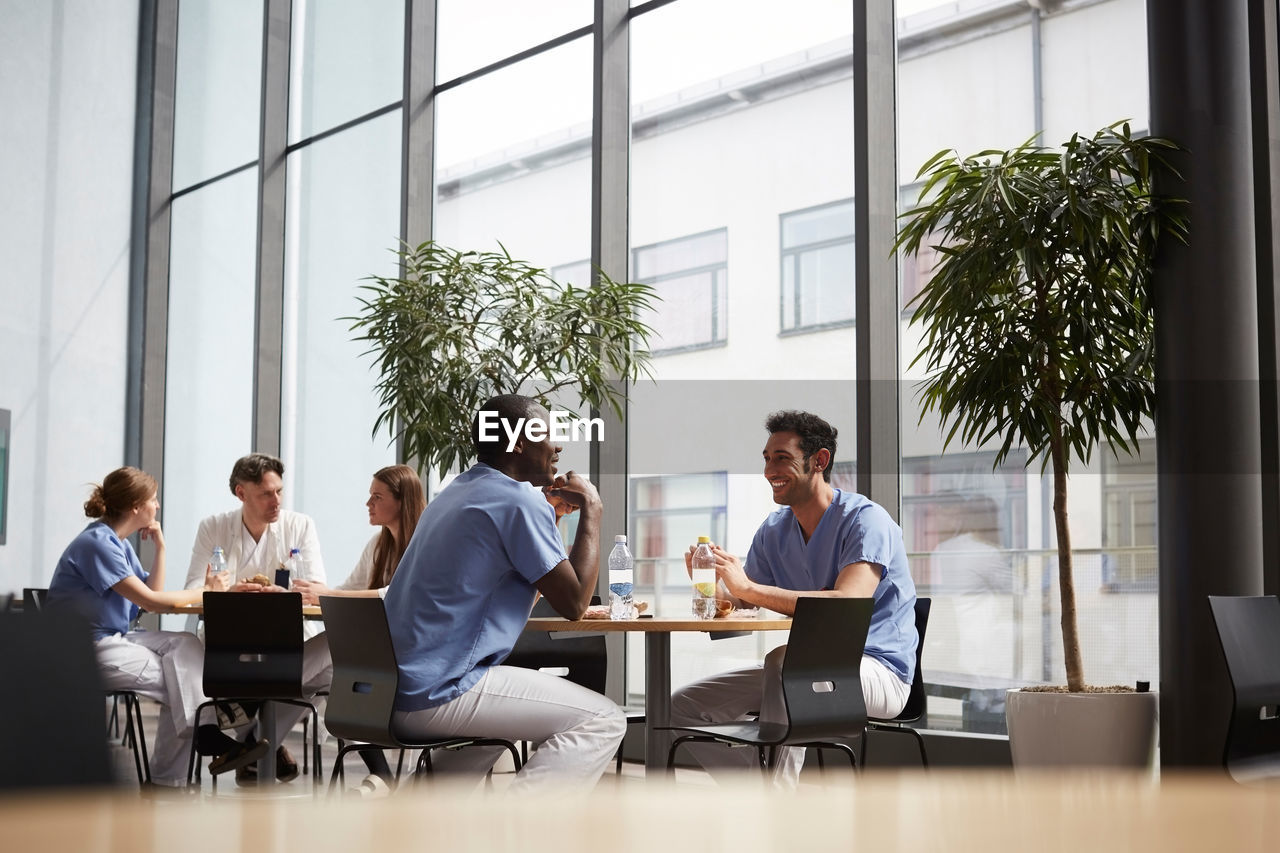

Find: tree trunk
1050;431;1085;692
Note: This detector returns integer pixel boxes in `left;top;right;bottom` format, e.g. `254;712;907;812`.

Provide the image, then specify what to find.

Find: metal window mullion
591;0;629;707
135;0;177;488
251;0;291;455
853;0;900;519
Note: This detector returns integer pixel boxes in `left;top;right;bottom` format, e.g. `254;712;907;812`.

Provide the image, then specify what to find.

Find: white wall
0;0;139;593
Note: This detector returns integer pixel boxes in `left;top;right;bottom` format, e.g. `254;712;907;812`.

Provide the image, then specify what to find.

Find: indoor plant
895;121;1187;765
349;241;658;478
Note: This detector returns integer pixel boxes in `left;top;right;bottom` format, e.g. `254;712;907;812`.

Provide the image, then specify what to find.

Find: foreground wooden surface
4;772;1276;852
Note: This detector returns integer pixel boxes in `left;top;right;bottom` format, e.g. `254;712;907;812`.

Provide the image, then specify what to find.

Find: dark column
1250;0;1280;597
401;0;436;252
1149;0;1265;767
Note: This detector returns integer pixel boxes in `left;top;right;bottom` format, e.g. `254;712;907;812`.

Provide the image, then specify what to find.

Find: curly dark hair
764;410;837;483
228;453;285;495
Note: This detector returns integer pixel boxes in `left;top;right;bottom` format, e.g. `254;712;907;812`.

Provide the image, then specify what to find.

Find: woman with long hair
294;464;426;603
47;466;235;787
293;464;426;795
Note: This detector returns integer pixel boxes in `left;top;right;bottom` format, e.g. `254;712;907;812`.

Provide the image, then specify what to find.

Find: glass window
282;112;402;576
780;199;855;332
550;259;592;290
288;0;405;142
632;230;728;355
164;170;259;573
629;0;855;700
436;0;591;82
897;451;1028;734
172;0;263;190
898;0;1155;732
1101;440;1156;592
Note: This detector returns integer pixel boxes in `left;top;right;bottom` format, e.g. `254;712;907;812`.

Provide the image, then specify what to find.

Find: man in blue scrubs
671;410;918;787
384;394;625;792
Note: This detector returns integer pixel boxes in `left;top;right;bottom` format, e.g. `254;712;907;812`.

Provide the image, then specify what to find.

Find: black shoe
209;738;270;776
275;746;299;783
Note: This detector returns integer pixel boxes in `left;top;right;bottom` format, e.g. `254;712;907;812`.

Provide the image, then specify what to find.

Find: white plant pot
1005;689;1159;768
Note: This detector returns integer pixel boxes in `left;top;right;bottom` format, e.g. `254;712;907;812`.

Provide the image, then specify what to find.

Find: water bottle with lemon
691;536;717;619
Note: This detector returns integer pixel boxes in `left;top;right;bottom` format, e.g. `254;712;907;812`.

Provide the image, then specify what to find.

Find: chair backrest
319;595;403;746
780;596;873;742
0;608;114;789
22;587;48;613
1207;595;1280;781
504;596;607;694
202;591;305;699
888;597;931;723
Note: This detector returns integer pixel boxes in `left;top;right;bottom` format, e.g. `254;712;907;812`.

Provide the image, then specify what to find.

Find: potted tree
348;241;658;478
895;122;1187;766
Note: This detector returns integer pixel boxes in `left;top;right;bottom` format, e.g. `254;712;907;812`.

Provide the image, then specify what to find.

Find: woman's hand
138;520;165;551
290;578;329;606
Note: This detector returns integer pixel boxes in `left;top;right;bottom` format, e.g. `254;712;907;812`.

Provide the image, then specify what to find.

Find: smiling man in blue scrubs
671;410;918;787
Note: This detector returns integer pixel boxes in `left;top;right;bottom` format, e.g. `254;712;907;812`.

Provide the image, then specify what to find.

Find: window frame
778;197;857;335
631;227;729;356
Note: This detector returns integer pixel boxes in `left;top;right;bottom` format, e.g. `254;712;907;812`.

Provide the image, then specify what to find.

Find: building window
1101;440;1157;592
632;229;728;355
779;199;855;332
550;259;592;290
629;472;727;603
0;408;8;545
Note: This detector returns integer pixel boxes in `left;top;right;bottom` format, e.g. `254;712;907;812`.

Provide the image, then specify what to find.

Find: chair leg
815;747;825;773
127;693;152;784
302;717;309;775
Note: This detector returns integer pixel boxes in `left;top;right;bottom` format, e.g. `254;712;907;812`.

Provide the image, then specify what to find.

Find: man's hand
228;580;287;593
542;477;579;520
710;545;752;600
290;578;329;606
203;565;231;592
545;470;601;515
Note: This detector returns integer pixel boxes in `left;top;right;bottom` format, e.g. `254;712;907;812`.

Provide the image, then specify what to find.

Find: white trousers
95;629;208;786
392;665;626;794
669;645;910;788
226;632;333;747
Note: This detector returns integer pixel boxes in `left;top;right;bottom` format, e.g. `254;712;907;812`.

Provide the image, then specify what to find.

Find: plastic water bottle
608;535;634;620
210;546;227;574
276;547;300;589
691;536;716;619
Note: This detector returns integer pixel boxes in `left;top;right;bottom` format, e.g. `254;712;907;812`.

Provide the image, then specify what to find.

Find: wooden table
163;603;323;619
523;615;791;773
3;772;1277;851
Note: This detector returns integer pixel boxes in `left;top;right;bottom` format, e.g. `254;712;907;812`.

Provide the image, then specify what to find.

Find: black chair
505;596;645;771
186;591;322;786
855;597;931;769
22;587;48;612
319;595;522;794
24;586;151;782
1207;595;1280;782
661;596;873;774
0;608;115;789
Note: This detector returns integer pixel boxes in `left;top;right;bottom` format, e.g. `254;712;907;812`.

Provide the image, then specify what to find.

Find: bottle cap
290;548;300;556
697;536;710;544
615;534;627;543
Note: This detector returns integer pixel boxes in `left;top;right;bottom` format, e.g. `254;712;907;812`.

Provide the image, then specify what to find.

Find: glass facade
8;0;1157;739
